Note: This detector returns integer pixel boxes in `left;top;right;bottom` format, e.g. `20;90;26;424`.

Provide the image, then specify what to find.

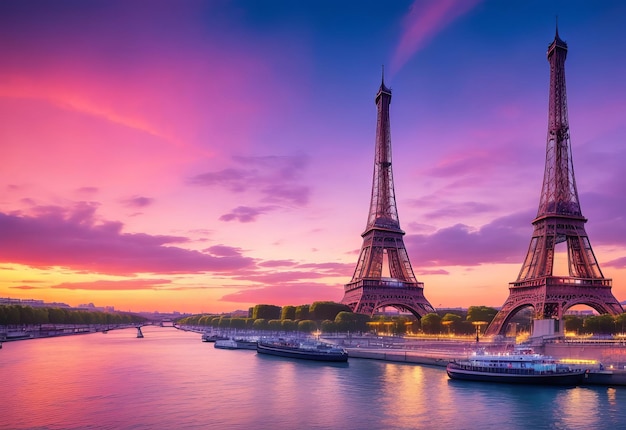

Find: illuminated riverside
4;325;626;430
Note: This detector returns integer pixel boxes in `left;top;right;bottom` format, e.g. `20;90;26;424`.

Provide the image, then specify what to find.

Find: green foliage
466;306;498;324
320;319;336;333
230;318;247;330
583;314;616;334
281;319;298;331
297;320;318;333
267;319;283;331
334;311;371;332
218;317;231;329
252;318;268;331
309;301;351;321
252;304;281;320
564;315;584;334
615;313;626;333
295;305;310;320
280;306;296;320
441;313;462;334
421;313;442;334
0;305;146;326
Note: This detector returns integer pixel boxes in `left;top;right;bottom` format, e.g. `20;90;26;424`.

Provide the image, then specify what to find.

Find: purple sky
1;0;625;313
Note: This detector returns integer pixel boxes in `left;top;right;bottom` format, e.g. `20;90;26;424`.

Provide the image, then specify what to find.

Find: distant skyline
2;0;626;314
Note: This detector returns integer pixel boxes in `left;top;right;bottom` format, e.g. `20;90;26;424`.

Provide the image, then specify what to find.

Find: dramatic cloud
220;283;344;306
219;206;278;223
406;212;531;267
190;154;311;207
10;285;42;290
122;196;154;208
390;0;482;75
50;279;172;291
0;204;254;276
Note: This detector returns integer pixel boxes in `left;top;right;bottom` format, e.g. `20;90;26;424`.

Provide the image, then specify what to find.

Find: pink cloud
191;154;311;206
0;203;254;276
219;206;278;223
220;283;344;306
390;0;482;76
9;285;42;290
122;196;154;209
405;212;531;267
50;279;171;291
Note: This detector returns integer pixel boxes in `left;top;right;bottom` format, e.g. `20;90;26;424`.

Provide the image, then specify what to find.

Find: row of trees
565;313;626;335
177;302;502;335
0;305;147;326
180;300;626;337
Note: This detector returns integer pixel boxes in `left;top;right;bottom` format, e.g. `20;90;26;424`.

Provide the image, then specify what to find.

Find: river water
2;326;625;429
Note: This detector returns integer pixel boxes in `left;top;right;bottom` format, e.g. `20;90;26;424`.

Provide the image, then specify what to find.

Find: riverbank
0;323;141;342
344;345;626;386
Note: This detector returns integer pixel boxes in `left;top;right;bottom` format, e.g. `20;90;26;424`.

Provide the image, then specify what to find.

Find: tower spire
341;74;434;319
485;29;622;337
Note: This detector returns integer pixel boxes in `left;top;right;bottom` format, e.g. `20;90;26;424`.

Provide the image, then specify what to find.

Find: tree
281;319;298;332
584;314;615;335
615;313;626;334
295;305;310;320
466;306;498;324
230;318;247;330
309;301;351;321
441;313;462;334
218;317;231;330
252;305;281;320
252;318;268;331
297;320;318;333
421;313;442;334
320;319;336;333
281;306;296;320
564;315;584;334
335;311;371;333
268;319;283;332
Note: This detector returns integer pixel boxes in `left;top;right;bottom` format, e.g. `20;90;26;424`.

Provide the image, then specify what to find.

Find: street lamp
472;321;487;343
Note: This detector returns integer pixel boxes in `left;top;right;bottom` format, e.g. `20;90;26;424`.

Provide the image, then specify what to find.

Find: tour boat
446;350;586;385
233;338;258;350
202;332;229;342
213;337;257;350
214;338;238;350
256;338;348;362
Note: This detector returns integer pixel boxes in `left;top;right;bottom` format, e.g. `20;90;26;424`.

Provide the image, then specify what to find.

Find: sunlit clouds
1;1;626;313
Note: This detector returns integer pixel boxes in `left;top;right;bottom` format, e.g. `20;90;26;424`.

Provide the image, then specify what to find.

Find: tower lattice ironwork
341;74;435;318
485;28;623;336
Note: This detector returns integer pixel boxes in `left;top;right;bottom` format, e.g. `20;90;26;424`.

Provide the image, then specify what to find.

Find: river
2;326;625;429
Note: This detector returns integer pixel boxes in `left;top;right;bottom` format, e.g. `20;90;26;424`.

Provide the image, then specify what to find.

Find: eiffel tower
341;73;435;318
485;27;623;336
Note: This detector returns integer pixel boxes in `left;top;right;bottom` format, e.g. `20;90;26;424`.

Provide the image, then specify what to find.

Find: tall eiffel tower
485;28;623;336
341;73;435;318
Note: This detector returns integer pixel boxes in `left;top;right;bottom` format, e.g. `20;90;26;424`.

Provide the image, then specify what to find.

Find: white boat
214;338;258;350
447;349;585;385
214;339;238;349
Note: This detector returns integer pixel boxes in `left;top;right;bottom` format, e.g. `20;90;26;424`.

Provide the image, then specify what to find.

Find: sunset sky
2;0;626;314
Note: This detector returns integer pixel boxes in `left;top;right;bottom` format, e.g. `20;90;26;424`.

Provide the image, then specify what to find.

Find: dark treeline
0;304;147;326
178;302;500;335
178;301;626;336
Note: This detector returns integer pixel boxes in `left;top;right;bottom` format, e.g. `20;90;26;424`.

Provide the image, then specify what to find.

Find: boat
214;339;238;349
136;327;144;338
233;338;258;350
202;332;229;342
256;338;348;362
214;338;258;350
446;349;586;385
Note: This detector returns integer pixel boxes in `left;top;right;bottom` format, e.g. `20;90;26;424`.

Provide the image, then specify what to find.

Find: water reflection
3;327;626;429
